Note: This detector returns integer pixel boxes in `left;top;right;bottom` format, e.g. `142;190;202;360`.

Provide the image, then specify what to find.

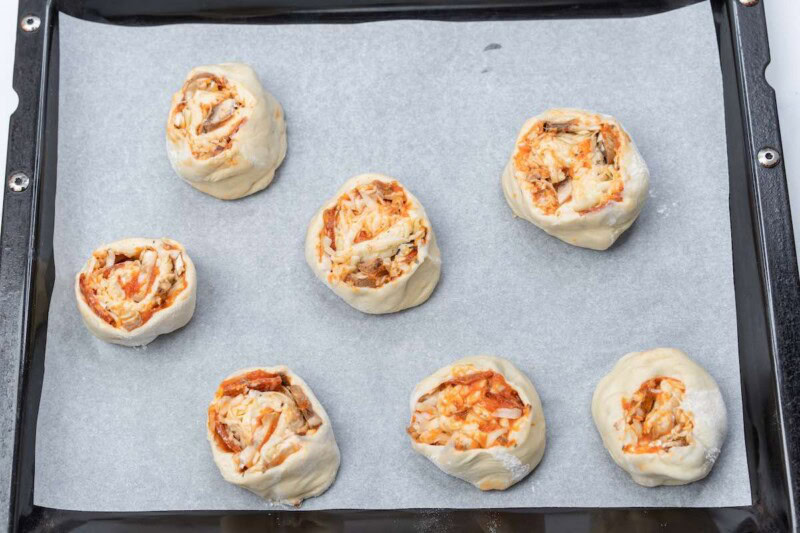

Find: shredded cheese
621;377;695;454
79;242;187;331
407;366;531;450
513;116;627;215
318;180;428;289
208;370;322;473
168;72;250;160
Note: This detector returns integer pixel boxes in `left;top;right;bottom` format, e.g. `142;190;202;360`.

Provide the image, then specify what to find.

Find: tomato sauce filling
407;367;531;450
208;370;323;473
621;377;695;454
168;72;249;160
79;244;187;331
317;179;428;289
513;116;627;215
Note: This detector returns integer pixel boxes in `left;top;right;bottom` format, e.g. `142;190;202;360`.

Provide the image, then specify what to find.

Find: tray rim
1;0;798;531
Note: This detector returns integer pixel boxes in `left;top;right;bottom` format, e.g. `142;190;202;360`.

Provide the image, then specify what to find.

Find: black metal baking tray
1;0;797;531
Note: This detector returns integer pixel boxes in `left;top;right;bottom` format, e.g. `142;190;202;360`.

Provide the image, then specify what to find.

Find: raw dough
501;108;649;250
207;366;340;505
304;173;441;314
592;348;727;487
166;63;287;200
74;237;197;346
407;355;546;490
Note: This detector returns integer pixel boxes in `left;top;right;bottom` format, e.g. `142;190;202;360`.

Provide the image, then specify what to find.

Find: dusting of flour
679;388;727;466
494;451;531;483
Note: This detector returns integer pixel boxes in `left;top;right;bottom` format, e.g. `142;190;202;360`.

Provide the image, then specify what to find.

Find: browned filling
348;257;391;288
621;377;694;454
513;118;626;215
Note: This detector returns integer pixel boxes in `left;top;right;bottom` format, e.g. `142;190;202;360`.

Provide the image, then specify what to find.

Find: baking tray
1;0;798;531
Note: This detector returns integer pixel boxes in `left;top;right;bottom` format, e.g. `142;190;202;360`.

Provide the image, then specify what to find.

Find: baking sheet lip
2;0;57;531
19;503;763;533
56;0;705;26
729;0;800;527
2;0;795;531
715;0;800;528
26;503;758;513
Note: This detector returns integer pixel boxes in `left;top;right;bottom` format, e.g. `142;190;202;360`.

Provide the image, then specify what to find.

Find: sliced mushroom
286;384;323;430
543;119;578;134
357;257;386;275
215;419;243;453
287;384;311;410
598;130;617;165
350;276;378;288
201;98;238;134
348;257;391;288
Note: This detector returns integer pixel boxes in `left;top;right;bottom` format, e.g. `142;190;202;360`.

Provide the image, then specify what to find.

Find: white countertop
0;1;797;259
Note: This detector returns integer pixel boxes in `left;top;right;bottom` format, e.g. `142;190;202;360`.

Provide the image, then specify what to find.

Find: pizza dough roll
501;108;649;250
74;237;197;346
407;355;546;490
207;367;340;505
592;348;727;487
304;173;441;314
166;63;287;200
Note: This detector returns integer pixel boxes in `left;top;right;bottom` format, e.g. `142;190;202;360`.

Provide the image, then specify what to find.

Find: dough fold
502;108;649;250
166;63;287;200
591;348;727;487
407;355;546;490
74;237;197;346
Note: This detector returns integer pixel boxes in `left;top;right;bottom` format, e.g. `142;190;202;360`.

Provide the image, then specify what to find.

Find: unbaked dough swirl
502;108;649;250
166;63;287;200
207;367;340;505
592;348;727;487
74;237;197;346
408;356;546;491
305;173;441;314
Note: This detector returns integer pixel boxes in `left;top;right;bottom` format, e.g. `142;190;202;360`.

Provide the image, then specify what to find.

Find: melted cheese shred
208;370;323;474
407;366;531;451
318;179;429;289
168;72;251;160
513;116;627;215
621;377;695;454
78;242;187;331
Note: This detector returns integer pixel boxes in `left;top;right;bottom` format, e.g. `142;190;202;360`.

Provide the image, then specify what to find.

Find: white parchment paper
35;2;751;510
